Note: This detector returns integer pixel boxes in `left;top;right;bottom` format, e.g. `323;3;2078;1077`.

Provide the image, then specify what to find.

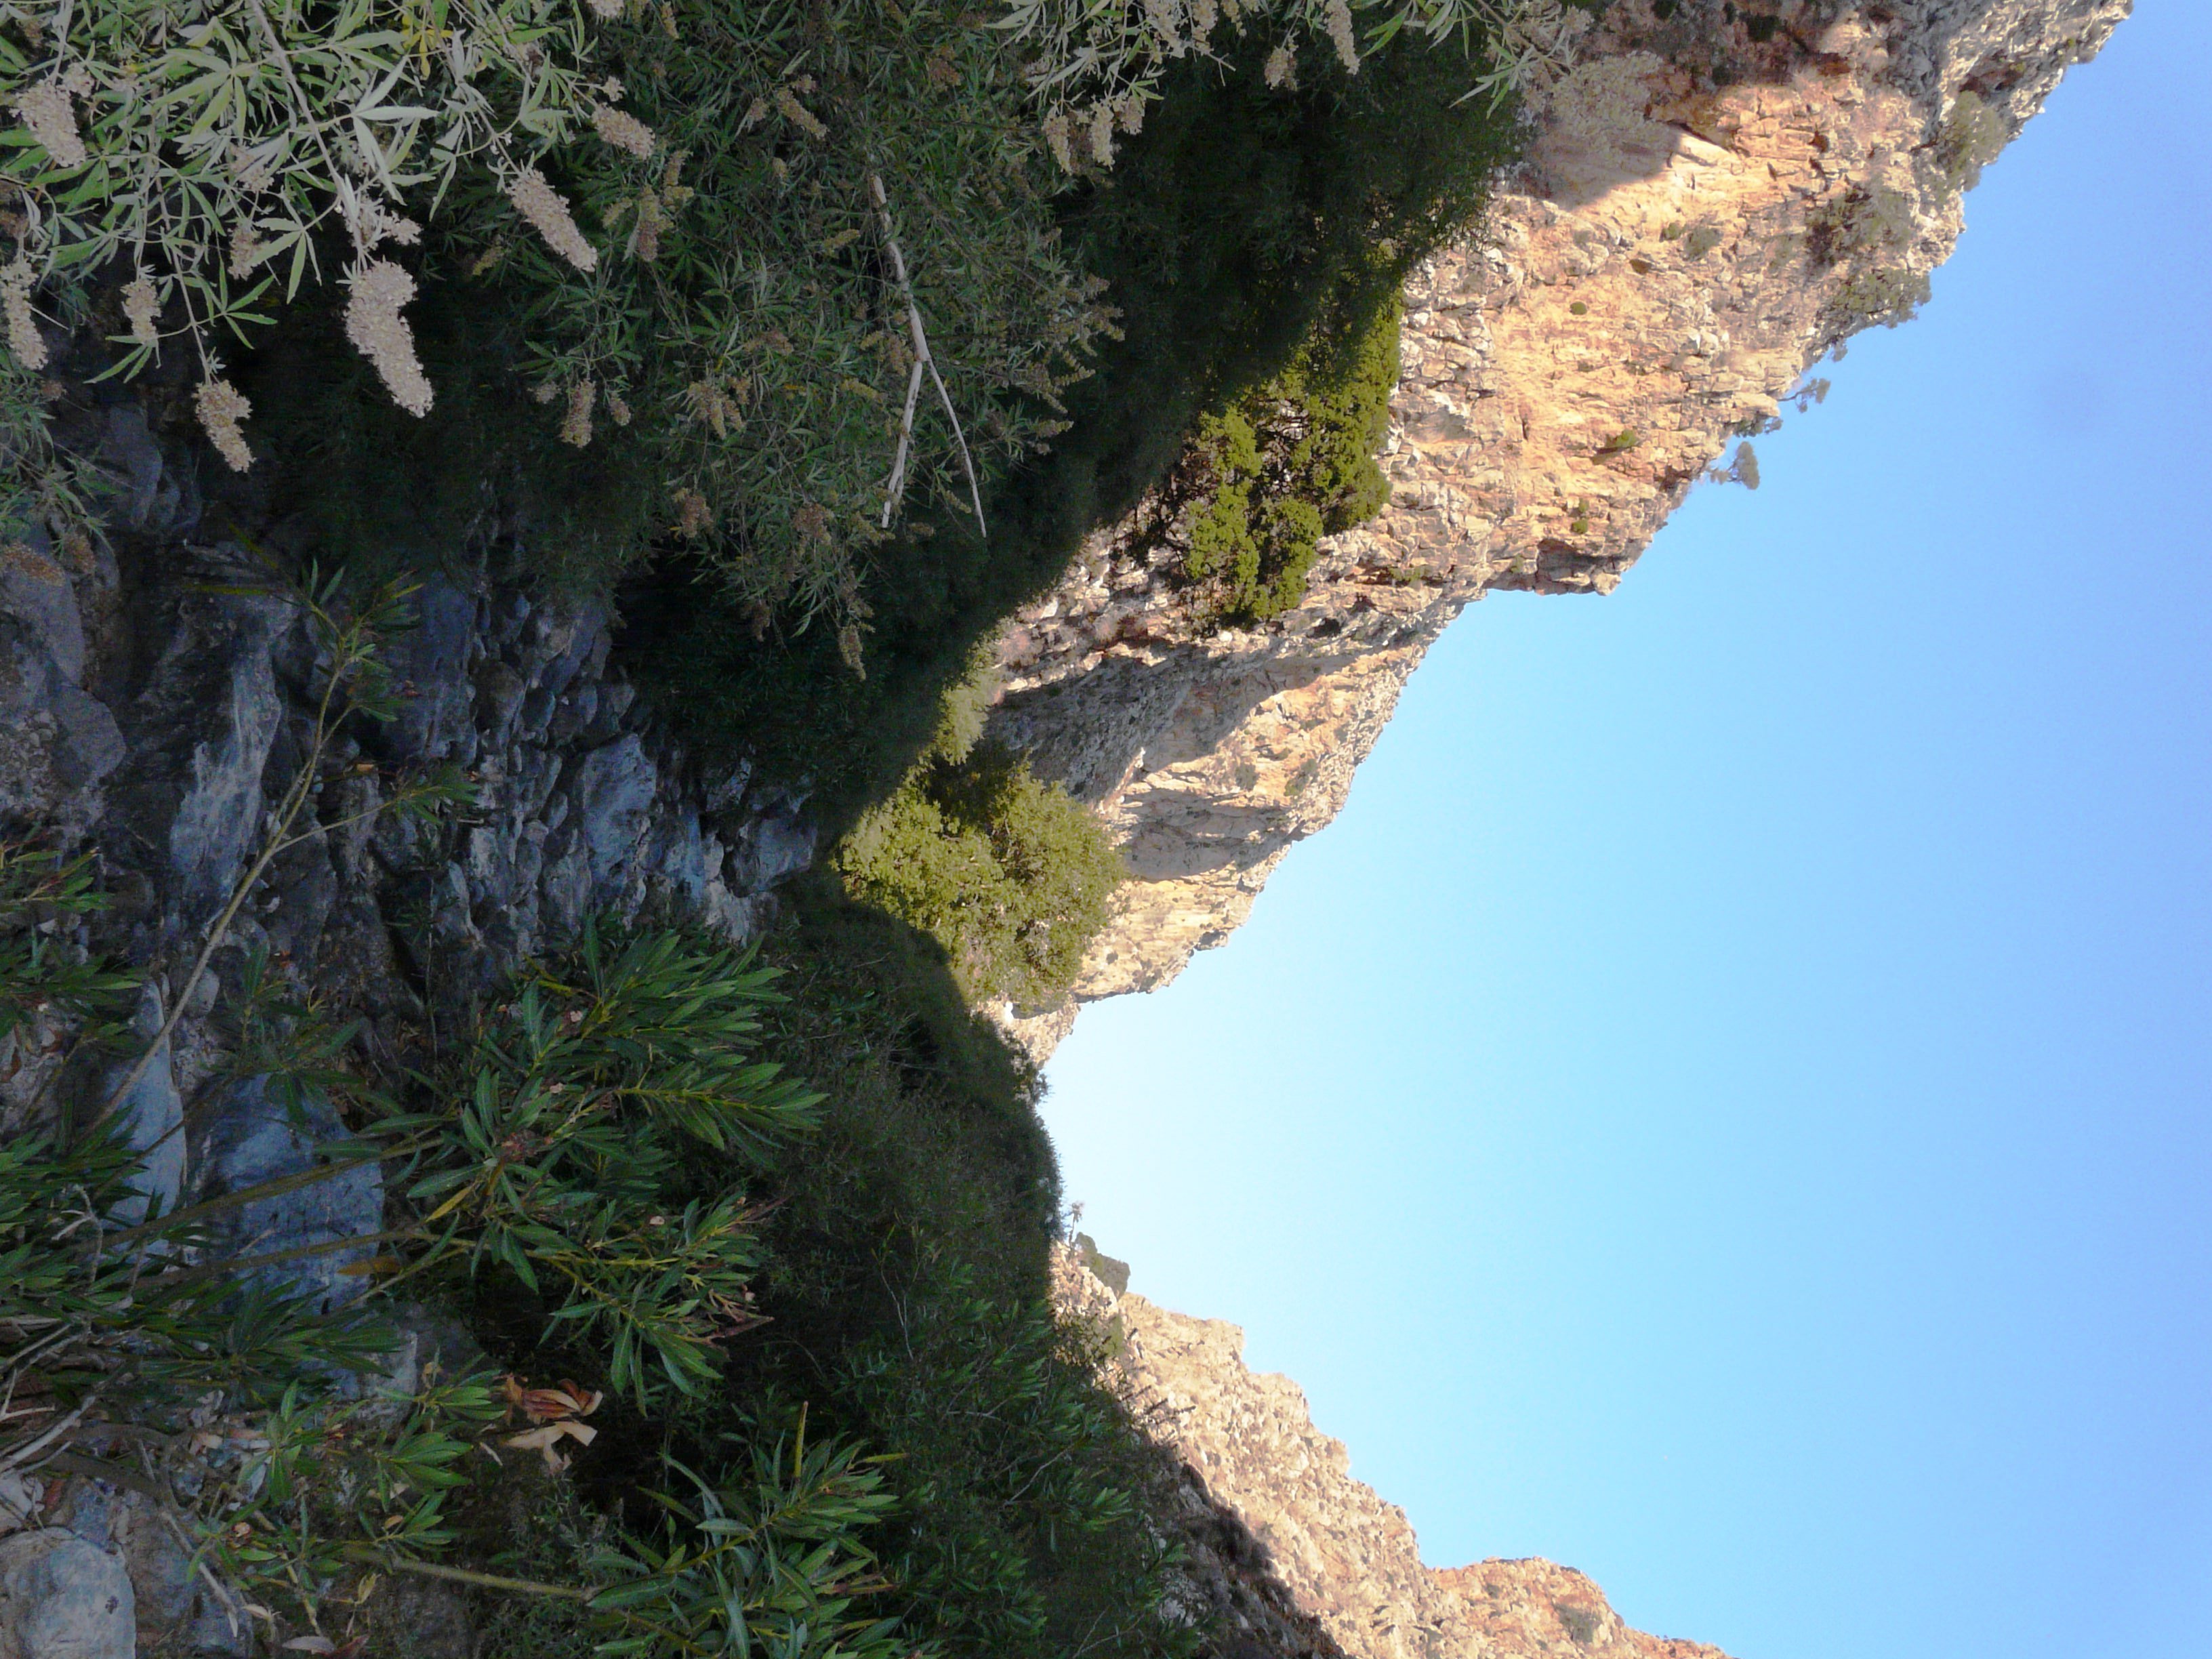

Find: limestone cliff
1056;1248;1734;1659
992;0;2130;1054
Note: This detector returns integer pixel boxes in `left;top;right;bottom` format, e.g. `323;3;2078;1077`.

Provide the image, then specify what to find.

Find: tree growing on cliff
1161;279;1403;624
838;740;1124;1010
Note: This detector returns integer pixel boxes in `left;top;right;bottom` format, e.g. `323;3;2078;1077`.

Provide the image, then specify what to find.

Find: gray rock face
102;985;183;1227
0;1528;134;1659
24;535;820;1042
568;733;657;886
0;623;120;822
0;538;85;684
382;575;480;765
192;1075;383;1313
98;585;295;930
41;1483;245;1659
165;618;284;918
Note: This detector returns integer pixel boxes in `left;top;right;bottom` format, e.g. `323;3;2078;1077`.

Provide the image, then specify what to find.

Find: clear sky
1040;9;2211;1659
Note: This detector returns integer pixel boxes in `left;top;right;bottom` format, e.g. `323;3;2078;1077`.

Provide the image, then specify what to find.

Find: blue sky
1040;9;2211;1658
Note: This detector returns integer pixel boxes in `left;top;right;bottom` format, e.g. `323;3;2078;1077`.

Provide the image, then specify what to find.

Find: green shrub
1164;280;1401;623
0;0;613;417
1938;89;2009;190
838;741;1124;1010
1;844;1176;1657
840;1256;1197;1659
726;900;1194;1658
1001;0;1580;144
1805;184;1929;337
213;1;1103;613
453;0;1104;619
1807;185;1919;267
0;360;106;557
1828;266;1931;332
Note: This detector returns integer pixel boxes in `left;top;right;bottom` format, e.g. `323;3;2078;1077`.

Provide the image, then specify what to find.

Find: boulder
0;1528;133;1659
191;1075;382;1314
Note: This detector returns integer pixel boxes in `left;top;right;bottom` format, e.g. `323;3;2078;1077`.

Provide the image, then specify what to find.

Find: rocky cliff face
992;0;2130;1054
1057;1248;1734;1659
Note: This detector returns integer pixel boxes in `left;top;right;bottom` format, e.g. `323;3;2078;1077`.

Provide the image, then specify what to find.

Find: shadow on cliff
621;24;1519;838
1172;1459;1358;1659
619;0;1982;838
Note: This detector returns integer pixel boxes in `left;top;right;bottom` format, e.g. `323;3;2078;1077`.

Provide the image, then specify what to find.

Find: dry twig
868;173;986;535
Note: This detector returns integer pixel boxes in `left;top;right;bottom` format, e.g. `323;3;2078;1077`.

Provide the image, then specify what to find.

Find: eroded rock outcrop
1058;1247;1734;1659
994;0;2129;1054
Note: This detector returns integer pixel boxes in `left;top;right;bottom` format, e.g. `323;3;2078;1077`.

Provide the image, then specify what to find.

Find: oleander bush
730;890;1196;1659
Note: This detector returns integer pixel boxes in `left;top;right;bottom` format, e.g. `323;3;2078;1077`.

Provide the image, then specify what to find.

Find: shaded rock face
993;0;2130;1054
0;1525;134;1659
0;529;815;1146
0;407;821;1654
1057;1250;1731;1659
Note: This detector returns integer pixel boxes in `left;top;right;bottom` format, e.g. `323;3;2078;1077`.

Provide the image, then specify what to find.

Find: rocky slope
991;0;2131;1054
0;405;818;1659
1057;1247;1734;1659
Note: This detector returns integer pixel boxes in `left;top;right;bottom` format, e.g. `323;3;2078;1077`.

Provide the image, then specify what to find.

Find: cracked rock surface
1058;1248;1734;1659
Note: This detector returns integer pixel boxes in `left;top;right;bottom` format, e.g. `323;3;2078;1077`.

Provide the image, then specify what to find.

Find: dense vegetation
1153;276;1403;623
0;3;1538;1654
838;676;1126;1009
626;18;1524;823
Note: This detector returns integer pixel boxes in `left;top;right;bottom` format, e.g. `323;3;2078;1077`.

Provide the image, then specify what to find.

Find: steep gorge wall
1057;1248;1736;1659
992;0;2129;1054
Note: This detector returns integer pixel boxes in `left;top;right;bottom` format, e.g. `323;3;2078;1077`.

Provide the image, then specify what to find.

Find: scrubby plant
839;1256;1197;1659
0;840;135;1046
1827;264;1930;332
401;924;821;1410
0;2;1108;631
1706;438;1759;489
439;0;1111;626
1160;278;1399;623
998;0;1586;156
580;1427;907;1659
837;738;1124;1011
207;1368;515;1642
1805;183;1929;337
0;356;102;553
1938;88;2009;191
1807;184;1918;266
632;15;1524;812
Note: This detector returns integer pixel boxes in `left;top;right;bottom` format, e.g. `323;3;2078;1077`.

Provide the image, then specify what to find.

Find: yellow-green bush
838;741;1122;1009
